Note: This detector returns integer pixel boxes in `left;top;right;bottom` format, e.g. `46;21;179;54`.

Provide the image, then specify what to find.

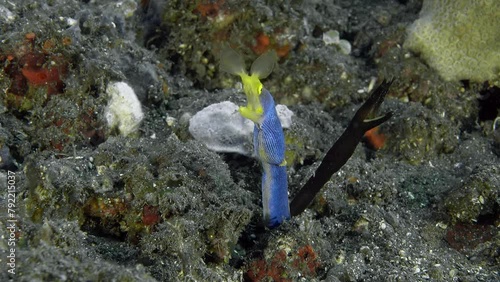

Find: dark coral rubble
0;0;498;281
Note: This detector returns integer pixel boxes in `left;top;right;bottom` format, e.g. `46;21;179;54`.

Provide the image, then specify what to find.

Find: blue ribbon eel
220;47;290;227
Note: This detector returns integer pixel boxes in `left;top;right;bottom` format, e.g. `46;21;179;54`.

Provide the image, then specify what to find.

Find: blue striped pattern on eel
254;88;290;227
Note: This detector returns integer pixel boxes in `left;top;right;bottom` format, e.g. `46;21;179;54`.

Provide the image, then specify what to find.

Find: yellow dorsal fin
219;46;246;76
250;50;278;79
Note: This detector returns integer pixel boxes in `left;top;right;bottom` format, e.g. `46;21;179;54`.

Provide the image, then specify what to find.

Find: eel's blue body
254;89;290;227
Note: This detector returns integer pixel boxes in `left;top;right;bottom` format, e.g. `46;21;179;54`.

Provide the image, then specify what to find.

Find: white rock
189;101;253;155
105;82;144;137
323;30;340;45
276;104;294;129
323;29;351;55
189;101;294;155
338;39;351;55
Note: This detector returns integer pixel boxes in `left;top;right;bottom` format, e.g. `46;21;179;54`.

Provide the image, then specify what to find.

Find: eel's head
219;46;278;123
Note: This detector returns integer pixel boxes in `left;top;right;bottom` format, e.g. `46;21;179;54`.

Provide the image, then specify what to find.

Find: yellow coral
405;0;500;83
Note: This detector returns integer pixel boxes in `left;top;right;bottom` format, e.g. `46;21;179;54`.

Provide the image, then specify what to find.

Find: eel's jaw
239;106;263;124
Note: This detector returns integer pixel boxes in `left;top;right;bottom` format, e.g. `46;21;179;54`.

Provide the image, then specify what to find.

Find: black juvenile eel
290;79;394;216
